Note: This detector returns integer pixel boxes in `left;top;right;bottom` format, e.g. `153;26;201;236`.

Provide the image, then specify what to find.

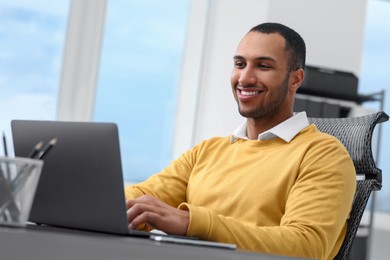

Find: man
125;22;356;260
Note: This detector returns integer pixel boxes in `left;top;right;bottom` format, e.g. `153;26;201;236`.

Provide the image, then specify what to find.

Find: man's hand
126;195;189;236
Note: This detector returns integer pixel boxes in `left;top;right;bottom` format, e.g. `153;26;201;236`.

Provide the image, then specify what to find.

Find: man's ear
290;68;305;92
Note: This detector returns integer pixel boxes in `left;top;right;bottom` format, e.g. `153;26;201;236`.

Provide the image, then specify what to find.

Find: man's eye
258;64;271;70
234;61;245;68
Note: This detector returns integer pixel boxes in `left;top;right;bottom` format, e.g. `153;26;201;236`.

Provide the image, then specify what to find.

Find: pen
14;138;57;184
11;138;57;190
2;131;8;157
36;138;57;159
28;141;44;158
3;139;57;216
2;132;11;180
1;138;58;221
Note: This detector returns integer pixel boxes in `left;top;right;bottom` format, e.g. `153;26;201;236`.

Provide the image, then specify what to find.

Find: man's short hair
249;23;306;72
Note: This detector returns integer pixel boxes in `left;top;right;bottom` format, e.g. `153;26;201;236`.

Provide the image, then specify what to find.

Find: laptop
11;120;236;250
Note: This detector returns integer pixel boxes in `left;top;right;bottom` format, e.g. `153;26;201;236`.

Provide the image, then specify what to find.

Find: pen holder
0;156;43;227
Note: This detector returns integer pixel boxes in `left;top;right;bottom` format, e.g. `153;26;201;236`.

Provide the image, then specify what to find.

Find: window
0;1;70;154
360;0;390;212
94;0;190;182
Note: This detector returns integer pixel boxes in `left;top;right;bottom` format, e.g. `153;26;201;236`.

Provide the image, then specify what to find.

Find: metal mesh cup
0;156;43;227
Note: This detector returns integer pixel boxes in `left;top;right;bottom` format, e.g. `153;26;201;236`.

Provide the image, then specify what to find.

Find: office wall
174;0;367;157
193;0;270;145
173;0;270;157
267;0;367;76
370;213;390;259
173;0;368;156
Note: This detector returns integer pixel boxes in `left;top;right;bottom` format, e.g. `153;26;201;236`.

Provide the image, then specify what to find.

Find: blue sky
0;0;69;138
93;0;190;181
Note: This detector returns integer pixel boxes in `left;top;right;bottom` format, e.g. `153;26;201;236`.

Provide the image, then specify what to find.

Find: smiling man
125;23;356;260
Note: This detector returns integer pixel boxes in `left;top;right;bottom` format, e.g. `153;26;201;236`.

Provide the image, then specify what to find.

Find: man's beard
237;75;289;119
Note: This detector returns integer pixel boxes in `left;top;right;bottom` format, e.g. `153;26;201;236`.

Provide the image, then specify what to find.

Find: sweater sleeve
124;150;193;207
179;138;356;260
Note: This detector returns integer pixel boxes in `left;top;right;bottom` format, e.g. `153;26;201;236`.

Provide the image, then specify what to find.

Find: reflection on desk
0;224;307;260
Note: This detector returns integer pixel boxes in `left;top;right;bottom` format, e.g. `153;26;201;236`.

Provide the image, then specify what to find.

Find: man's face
231;32;293;120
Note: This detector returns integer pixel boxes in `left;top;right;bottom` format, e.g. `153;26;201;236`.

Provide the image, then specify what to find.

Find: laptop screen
11;120;129;234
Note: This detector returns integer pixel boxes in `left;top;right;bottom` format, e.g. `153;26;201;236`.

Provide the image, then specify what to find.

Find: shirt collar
231;112;309;143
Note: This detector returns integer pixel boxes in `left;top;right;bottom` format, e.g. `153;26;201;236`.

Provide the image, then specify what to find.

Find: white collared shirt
231;112;309;143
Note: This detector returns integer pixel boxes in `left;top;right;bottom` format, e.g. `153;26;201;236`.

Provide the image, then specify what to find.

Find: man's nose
238;67;257;85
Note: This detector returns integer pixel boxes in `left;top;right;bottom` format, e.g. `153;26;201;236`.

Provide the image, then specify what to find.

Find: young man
125;23;356;260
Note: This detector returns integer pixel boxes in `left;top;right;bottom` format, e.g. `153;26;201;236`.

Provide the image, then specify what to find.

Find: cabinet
293;91;385;118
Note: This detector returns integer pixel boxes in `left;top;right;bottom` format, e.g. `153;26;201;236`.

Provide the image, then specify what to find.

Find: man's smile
236;86;265;100
240;90;260;96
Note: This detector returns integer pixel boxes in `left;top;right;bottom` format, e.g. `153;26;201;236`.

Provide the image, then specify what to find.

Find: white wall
173;0;271;158
194;0;271;144
173;0;368;157
267;0;367;76
370;212;390;259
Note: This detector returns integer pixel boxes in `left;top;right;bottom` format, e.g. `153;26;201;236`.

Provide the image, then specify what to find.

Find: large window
360;0;390;212
0;0;70;154
94;0;190;182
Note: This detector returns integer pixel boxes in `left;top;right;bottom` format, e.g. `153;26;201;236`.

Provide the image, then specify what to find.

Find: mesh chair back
308;111;388;260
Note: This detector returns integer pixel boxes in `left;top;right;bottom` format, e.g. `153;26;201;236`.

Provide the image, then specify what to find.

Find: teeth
241;90;259;96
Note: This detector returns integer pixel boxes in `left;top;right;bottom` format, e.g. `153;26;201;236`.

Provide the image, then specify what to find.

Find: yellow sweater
125;124;356;260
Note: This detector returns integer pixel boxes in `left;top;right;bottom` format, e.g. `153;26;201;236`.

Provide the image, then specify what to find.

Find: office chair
308;111;389;260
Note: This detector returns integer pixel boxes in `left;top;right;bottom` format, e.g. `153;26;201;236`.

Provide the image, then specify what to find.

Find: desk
0;224;304;260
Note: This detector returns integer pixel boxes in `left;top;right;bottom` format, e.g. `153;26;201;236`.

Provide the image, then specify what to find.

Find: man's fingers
128;211;160;230
126;195;163;209
127;201;159;223
126;195;189;235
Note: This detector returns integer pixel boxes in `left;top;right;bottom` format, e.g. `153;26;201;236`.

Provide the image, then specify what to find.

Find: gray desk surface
0;224;304;260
